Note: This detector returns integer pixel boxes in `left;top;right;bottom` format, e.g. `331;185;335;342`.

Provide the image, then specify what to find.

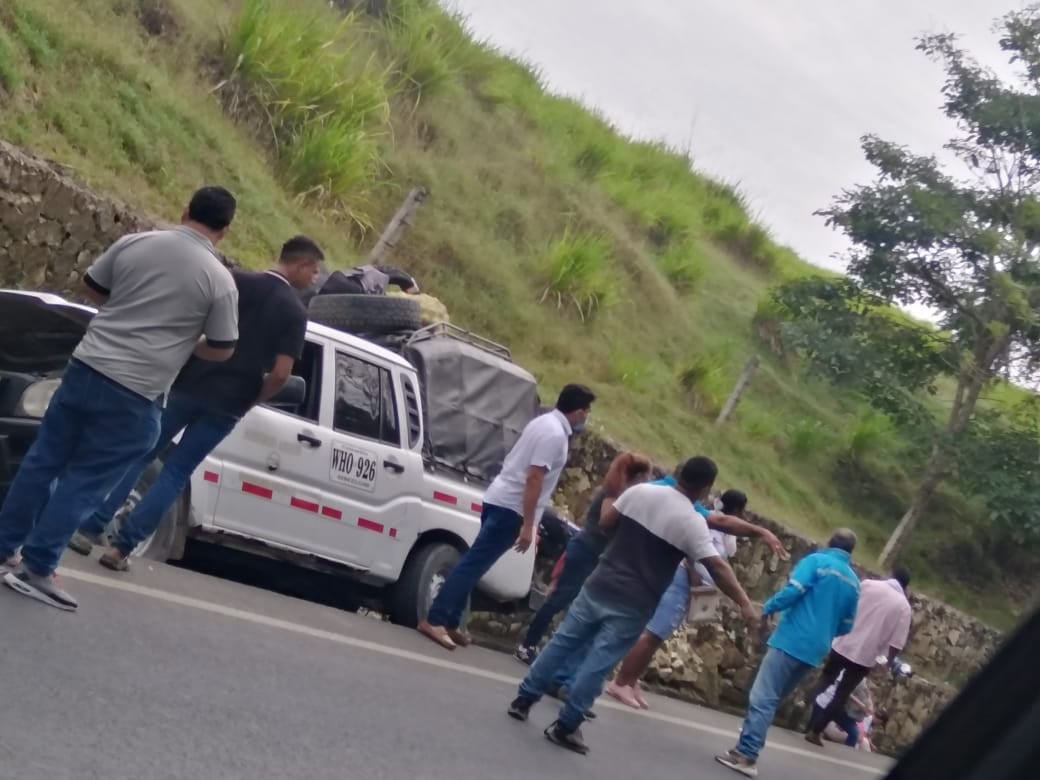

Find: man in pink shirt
804;567;912;747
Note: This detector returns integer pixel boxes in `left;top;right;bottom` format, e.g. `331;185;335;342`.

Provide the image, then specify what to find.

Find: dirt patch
135;0;179;39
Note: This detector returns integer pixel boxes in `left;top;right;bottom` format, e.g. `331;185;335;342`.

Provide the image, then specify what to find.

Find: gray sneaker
4;566;79;611
1;553;20;572
715;749;758;777
68;531;104;556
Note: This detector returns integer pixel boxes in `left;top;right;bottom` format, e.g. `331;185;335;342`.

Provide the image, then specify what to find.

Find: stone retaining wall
0;141;158;294
469;429;1004;756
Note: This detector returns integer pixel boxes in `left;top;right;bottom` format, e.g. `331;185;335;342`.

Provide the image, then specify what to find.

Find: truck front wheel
388;541;462;628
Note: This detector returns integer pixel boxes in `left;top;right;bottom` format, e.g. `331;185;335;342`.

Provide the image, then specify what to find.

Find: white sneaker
4;566;79;611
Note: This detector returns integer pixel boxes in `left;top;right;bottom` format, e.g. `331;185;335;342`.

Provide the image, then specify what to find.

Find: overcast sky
450;0;1014;272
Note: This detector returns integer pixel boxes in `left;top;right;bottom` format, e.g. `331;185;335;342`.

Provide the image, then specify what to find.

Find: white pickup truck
0;289;543;625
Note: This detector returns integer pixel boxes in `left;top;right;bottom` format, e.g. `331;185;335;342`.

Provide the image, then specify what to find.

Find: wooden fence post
365;186;428;266
715;355;760;425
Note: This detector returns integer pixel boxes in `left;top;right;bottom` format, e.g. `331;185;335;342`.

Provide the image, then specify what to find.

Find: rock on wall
0;141;158;294
470;426;1005;756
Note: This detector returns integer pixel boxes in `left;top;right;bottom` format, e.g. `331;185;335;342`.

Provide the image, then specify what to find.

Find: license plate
330;444;378;493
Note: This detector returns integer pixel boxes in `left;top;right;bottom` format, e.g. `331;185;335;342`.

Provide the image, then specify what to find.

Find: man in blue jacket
716;529;860;777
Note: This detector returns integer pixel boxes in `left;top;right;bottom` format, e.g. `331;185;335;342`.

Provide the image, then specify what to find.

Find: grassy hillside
0;0;1030;626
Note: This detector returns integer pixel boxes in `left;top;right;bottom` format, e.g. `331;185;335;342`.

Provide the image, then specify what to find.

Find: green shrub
657;243;705;293
539;229;619;321
784;418;833;458
223;0;389;218
0;28;21;92
677;352;730;415
846;411;896;460
383;0;493;101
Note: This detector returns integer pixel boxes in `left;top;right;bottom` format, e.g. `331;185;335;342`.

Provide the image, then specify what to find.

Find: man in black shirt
68;236;322;569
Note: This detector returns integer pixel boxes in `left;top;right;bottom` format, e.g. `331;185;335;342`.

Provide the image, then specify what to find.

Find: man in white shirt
418;384;596;651
507;457;760;755
804;567;912;746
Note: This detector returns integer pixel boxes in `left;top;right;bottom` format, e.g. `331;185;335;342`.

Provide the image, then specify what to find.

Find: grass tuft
222;0;390;222
382;0;493;102
539;229;619;321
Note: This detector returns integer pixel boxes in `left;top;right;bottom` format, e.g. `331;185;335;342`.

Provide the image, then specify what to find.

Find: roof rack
407;321;512;361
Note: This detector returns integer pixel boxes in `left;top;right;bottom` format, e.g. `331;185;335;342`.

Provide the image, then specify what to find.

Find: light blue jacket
764;547;860;666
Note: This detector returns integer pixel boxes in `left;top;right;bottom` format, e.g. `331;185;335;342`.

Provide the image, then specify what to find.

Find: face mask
571;419;586;434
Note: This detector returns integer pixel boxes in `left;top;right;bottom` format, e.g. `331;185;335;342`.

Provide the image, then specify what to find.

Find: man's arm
197;285;239;363
700;556;759;624
835;591;858;637
706;511;788;559
514;465;547;553
886;603;913;661
258;354;295;402
81;235;132;305
762;554;818;616
192;337;235;362
378;266;419;294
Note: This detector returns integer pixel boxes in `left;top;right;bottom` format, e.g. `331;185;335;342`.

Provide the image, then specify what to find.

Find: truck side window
402;376;422;449
334;351;401;447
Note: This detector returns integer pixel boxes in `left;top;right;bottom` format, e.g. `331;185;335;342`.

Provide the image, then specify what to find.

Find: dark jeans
807;650;871;735
0;360;160;575
427;503;522;628
811;704;859;747
79;391;238;554
521;536;600;648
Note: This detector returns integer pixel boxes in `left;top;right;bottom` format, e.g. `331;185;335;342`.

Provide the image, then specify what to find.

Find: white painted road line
57;566;886;776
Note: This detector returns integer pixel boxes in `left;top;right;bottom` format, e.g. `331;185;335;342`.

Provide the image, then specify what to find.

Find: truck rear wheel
308;294;422;335
389;541;462;628
106;459;188;562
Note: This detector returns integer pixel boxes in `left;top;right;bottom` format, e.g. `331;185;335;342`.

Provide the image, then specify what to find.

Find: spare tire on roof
308;294;423;335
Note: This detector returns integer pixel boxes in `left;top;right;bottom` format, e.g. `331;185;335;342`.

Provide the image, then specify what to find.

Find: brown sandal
446;627;472;647
418;620;457;650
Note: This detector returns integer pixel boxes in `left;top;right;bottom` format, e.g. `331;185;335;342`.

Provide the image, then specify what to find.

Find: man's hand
758;529;790;560
514;523;535;553
740;601;762;628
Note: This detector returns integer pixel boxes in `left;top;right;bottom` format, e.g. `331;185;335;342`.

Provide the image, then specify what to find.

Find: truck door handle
383;459;405;474
297;432;322;448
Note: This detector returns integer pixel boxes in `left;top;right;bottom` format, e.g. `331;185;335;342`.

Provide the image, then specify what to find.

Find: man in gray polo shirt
0;186;240;611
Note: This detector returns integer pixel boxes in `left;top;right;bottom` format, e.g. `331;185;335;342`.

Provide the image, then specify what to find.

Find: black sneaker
514;645;538;665
544;720;589;755
549;684;596;719
507;696;535;722
4;567;78;611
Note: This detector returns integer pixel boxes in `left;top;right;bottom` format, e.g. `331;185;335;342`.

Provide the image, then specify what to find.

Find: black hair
555;384;596;415
892;566;911;590
279;235;325;262
187;186;237;231
720;489;748;515
677;456;718;491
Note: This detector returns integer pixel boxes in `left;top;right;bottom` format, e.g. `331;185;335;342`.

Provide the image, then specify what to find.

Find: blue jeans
427;503;522;628
0;361;160;575
645;564;691;640
518;588;648;730
522;535;601;647
79;391;238;554
811;704;859;747
736;647;814;761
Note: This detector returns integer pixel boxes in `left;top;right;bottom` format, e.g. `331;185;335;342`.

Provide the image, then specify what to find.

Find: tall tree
817;8;1040;568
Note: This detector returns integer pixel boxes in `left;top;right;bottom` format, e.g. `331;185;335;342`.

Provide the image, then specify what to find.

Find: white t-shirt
482;409;571;517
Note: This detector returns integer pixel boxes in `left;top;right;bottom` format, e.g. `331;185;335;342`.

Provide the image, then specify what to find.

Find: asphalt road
0;553;893;780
